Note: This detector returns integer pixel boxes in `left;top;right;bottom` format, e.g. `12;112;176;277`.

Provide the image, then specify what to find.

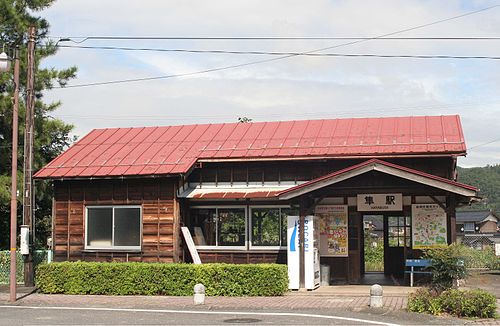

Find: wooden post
9;46;20;302
23;26;36;287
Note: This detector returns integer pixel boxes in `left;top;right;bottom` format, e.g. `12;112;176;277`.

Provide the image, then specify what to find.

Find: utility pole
9;47;20;302
23;26;36;287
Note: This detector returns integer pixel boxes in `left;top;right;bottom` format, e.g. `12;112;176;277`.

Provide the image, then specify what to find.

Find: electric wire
48;36;500;41
48;98;500;121
56;44;500;60
51;4;500;89
468;138;500;150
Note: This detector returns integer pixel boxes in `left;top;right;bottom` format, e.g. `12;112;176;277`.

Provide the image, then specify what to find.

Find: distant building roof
456;210;499;223
34;115;467;179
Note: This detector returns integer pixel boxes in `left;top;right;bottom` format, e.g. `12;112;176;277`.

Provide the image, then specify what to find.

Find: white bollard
370;284;383;308
194;283;205;305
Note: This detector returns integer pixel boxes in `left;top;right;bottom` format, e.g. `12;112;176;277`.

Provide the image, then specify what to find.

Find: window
190;207;246;248
86;206;141;250
189;206;297;249
464;222;475;232
388;215;411;247
250;207;297;248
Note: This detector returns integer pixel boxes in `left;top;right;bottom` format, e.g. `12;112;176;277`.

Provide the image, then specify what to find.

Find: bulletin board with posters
412;204;448;249
315;205;348;257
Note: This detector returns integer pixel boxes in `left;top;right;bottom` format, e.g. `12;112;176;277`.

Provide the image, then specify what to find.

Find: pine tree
0;0;77;248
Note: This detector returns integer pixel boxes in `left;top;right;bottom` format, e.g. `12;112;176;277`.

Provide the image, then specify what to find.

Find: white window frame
85;205;142;250
190;206;247;250
249;205;292;250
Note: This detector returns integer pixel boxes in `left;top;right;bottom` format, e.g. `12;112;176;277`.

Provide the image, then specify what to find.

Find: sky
39;0;500;167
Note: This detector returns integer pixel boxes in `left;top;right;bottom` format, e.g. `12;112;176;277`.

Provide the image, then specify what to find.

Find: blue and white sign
287;215;321;290
287;216;300;290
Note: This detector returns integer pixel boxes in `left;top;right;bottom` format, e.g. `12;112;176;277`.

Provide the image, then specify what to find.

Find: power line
52;4;500;89
468;137;500;150
57;44;500;60
49;36;500;41
49;99;500;121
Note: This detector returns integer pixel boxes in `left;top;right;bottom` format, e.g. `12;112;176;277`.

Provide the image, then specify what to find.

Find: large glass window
251;207;297;248
86;206;141;249
190;207;246;248
190;206;296;249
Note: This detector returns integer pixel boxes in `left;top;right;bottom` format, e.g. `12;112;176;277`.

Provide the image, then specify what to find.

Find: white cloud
40;0;500;167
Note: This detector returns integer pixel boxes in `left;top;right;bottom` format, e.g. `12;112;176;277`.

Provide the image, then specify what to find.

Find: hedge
0;250;48;284
36;262;289;296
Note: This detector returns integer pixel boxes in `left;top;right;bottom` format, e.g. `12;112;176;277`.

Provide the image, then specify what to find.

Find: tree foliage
457;165;500;213
0;0;77;249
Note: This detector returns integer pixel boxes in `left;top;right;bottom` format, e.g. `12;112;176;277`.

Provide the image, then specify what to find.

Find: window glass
114;207;141;246
387;215;411;248
218;208;246;246
190;208;217;246
252;208;280;246
388;216;398;227
87;207;112;247
464;222;475;232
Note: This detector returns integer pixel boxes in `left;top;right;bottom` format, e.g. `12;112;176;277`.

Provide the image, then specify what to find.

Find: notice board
315;205;348;257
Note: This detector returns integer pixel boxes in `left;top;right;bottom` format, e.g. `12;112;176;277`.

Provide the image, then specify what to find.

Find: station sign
357;193;402;211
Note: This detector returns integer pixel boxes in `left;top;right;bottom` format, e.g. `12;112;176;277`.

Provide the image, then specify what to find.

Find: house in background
456;210;500;249
34;115;479;286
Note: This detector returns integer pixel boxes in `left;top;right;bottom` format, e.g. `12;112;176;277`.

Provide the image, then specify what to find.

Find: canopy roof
277;159;478;200
35;115;467;179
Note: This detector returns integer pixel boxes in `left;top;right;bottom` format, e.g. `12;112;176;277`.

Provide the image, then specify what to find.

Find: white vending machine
287;215;321;290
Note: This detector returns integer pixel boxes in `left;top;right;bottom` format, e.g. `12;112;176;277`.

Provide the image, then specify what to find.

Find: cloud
40;0;500;167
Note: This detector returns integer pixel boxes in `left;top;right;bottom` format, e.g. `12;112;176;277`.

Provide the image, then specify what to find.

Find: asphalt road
0;305;463;325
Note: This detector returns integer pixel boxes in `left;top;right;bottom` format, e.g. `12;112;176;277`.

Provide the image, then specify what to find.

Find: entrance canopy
277;159;479;202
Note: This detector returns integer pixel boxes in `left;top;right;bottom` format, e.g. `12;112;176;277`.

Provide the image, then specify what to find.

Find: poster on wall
412;204;447;249
315;205;348;257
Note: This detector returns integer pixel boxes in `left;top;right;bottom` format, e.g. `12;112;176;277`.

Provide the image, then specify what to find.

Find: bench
405;259;431;287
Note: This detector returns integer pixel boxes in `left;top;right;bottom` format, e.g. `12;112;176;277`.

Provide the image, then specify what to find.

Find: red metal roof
34;115;467;179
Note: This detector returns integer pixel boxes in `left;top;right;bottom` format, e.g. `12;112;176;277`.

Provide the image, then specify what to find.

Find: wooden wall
188;157;455;185
53;178;180;262
197;251;286;264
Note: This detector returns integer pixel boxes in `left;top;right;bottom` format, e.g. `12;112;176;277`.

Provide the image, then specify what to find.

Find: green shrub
407;288;440;314
424;244;468;291
36;262;288;296
408;288;497;318
0;250;48;284
364;236;384;272
459;246;500;270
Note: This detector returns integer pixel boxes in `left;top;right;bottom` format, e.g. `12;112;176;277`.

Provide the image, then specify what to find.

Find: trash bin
320;264;330;286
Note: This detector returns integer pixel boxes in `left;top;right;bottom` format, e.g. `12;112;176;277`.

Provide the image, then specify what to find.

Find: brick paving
0;292;408;311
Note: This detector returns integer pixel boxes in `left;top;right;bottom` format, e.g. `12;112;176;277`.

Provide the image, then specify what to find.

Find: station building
35;115;479;286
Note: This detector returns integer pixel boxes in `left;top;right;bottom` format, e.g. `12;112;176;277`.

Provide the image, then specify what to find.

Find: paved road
0;305;464;325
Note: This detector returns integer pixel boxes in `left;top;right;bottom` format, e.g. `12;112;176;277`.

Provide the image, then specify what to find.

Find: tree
457;165;500;213
0;0;77;249
237;117;252;123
